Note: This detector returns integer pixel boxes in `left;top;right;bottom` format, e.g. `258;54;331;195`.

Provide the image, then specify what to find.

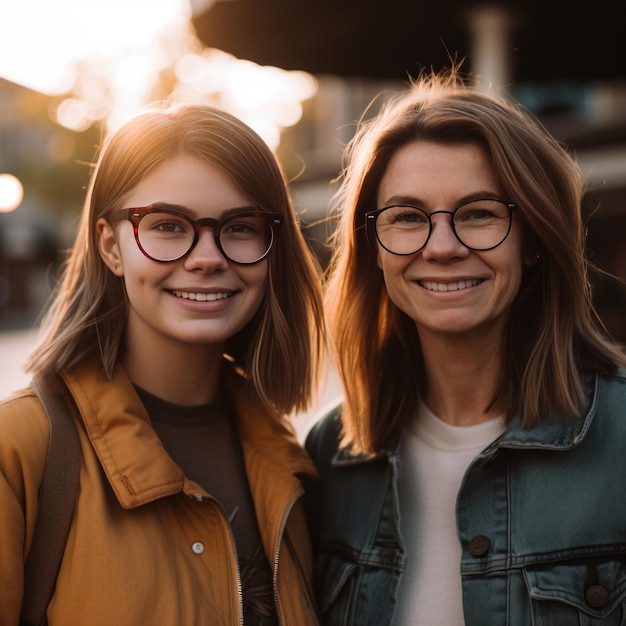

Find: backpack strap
20;373;81;626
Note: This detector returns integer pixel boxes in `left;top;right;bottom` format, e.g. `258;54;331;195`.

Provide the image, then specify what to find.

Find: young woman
0;103;324;625
306;68;626;625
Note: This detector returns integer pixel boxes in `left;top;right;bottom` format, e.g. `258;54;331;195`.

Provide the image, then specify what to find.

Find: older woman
306;68;626;625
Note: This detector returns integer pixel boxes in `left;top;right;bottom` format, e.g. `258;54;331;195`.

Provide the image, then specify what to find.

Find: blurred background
1;0;625;401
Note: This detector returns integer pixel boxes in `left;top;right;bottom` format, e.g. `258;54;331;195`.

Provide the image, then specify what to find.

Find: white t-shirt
393;400;505;625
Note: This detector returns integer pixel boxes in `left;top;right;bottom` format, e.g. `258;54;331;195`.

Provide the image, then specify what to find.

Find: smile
419;279;482;292
171;290;233;302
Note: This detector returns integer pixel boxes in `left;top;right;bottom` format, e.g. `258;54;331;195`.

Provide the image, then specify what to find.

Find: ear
521;229;541;267
523;241;540;267
96;217;125;277
524;250;540;267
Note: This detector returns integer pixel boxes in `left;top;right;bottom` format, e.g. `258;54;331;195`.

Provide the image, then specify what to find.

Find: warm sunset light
0;174;24;213
172;50;318;148
0;0;317;149
0;0;191;95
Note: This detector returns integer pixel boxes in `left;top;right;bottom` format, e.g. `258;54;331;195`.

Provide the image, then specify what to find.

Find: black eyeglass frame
107;205;283;264
365;198;516;255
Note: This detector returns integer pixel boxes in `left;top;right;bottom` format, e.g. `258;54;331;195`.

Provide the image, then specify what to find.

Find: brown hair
27;103;325;415
325;68;626;454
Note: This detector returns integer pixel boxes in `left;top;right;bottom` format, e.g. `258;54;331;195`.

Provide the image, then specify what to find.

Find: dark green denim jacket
305;370;626;625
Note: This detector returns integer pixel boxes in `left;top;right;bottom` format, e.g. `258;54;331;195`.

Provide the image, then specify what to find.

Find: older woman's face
374;140;532;344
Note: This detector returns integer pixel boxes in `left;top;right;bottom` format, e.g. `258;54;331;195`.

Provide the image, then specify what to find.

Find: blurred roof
193;0;625;83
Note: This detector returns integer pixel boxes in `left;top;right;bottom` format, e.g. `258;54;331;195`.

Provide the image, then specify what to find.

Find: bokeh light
172;50;318;148
0;174;24;213
0;0;191;95
0;0;318;150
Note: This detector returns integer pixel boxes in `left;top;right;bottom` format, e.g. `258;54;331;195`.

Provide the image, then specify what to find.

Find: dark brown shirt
136;386;278;626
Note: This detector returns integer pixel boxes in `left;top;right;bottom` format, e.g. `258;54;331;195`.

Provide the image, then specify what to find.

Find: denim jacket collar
496;374;597;450
330;374;600;468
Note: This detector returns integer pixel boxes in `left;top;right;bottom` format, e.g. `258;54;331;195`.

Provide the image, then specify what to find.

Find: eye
461;209;493;221
227;222;256;233
455;200;508;223
152;217;190;233
154;219;186;233
223;216;264;237
383;206;428;226
396;212;420;224
141;211;193;236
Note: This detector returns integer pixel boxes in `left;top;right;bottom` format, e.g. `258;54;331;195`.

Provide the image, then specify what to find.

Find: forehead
377;141;499;206
123;154;251;216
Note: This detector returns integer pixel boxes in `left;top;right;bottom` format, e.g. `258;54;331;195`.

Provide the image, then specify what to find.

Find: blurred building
0;78;99;329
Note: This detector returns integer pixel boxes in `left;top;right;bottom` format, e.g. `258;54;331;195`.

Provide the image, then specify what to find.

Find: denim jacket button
468;535;491;556
585;584;610;609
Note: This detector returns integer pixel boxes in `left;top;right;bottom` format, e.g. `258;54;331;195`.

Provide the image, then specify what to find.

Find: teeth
172;290;231;301
421;279;480;292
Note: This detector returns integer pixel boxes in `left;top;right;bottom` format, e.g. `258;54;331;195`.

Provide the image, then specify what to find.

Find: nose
421;211;469;261
183;227;229;271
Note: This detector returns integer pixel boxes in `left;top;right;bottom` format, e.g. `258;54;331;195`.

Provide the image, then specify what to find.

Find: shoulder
597;367;626;397
0;385;49;443
610;367;626;386
0;385;49;497
595;368;626;413
576;369;626;447
305;399;343;466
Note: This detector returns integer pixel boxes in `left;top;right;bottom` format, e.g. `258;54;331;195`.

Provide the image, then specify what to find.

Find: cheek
493;245;526;306
242;263;269;297
113;226;144;270
120;245;171;291
378;250;405;281
508;231;527;285
238;267;269;325
377;255;410;303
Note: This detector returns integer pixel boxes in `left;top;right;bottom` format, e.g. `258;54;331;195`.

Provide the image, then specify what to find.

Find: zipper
192;492;244;626
272;487;303;626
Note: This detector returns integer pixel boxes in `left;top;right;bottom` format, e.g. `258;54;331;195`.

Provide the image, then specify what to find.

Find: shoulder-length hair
27;103;325;416
326;68;626;454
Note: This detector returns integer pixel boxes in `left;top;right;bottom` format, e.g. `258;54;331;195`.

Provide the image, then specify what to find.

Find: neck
418;327;505;426
121;333;225;406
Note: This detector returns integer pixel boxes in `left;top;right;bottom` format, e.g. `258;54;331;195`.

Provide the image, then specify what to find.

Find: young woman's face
97;154;268;352
375;141;531;342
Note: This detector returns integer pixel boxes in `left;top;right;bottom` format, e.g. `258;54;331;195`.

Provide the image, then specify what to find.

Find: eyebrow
381;191;503;208
147;202;259;219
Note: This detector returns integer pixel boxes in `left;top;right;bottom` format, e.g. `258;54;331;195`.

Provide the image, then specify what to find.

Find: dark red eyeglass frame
107;205;282;264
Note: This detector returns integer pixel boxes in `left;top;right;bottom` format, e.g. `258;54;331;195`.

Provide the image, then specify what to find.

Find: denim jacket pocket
315;545;403;626
524;558;626;624
316;551;359;624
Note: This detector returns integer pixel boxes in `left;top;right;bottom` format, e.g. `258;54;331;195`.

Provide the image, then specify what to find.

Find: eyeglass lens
136;209;275;263
374;199;512;254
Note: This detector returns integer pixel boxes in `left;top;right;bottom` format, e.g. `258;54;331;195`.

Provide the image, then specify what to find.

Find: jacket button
585;584;610;609
468;535;491;556
191;541;205;555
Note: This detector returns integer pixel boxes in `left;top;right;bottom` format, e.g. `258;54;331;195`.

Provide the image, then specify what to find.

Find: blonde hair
326;68;626;454
28;103;325;415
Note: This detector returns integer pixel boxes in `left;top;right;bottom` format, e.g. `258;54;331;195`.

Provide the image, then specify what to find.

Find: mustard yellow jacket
0;362;320;625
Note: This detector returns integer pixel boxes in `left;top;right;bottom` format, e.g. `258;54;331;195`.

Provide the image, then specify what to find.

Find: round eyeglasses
107;205;282;264
366;198;516;255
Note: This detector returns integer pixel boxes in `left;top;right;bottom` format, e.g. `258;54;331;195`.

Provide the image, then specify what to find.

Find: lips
171;290;233;302
419;279;482;292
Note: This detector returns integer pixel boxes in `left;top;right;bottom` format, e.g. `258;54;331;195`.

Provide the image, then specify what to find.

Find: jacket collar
331;374;600;467
62;361;317;510
495;374;597;450
223;364;317;479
